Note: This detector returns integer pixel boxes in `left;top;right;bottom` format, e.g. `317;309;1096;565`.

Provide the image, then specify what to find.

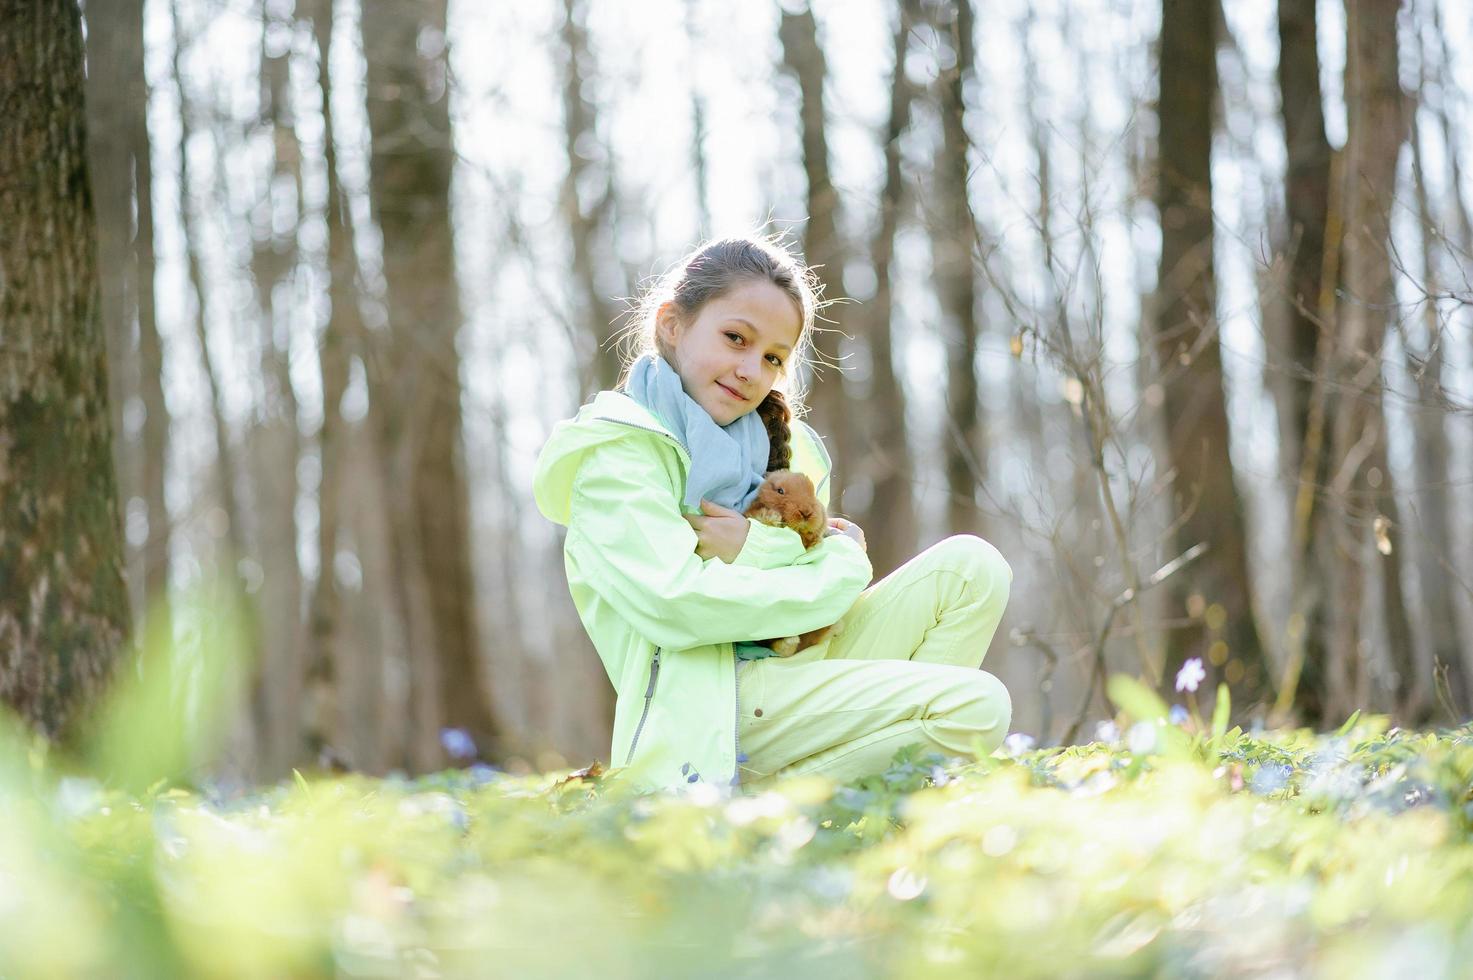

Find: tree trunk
1321;0;1410;722
362;0;502;770
854;0;920;577
685;0;712;241
1403;27;1470;720
1275;0;1337;723
172;1;249;606
83;0;171;638
247;2;306;778
778;4;853;505
0;0;131;739
1152;0;1267;700
302;0;358;768
931;0;986;536
558;0;621;397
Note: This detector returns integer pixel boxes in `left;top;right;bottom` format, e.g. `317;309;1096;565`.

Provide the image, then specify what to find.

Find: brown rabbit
744;470;843;656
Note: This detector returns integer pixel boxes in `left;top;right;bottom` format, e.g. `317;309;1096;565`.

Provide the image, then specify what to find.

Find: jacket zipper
623;649;661;766
732;654;744;788
592;416;691;463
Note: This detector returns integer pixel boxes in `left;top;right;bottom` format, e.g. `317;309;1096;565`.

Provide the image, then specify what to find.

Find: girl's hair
620;235;823;472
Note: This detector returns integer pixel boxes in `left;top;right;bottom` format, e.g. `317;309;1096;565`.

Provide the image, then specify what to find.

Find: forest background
3;0;1472;784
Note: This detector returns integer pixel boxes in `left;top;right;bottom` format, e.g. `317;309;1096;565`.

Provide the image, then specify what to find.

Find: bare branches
1061;543;1209;744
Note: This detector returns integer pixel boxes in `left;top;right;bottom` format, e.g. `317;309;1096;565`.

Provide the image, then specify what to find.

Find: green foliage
3;669;1473;977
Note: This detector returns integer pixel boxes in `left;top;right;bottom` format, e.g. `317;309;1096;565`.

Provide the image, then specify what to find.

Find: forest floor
5;683;1473;978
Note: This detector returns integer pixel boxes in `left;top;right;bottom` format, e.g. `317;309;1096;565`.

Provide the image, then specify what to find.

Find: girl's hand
684;499;750;564
827;516;867;552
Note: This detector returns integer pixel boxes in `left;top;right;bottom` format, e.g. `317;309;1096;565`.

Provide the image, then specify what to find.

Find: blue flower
1169;704;1190;726
439;728;477;760
468;763;499;785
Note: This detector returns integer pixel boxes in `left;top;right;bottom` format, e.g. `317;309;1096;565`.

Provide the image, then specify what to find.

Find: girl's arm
565;436;872;651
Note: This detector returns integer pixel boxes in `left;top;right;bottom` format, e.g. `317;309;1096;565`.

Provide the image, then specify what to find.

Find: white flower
1127;721;1158;756
1003;732;1036;757
1175;657;1206;693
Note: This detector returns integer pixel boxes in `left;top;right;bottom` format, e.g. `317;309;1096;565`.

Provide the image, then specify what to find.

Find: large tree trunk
778;5;853;505
1320;0;1411;721
931;0;986;536
0;0;131;739
1275;0;1336;723
362;0;502;770
853;0;920;577
83;0;171;638
1152;0;1267;700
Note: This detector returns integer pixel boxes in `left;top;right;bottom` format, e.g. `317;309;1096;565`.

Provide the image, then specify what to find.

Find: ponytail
757;389;793;473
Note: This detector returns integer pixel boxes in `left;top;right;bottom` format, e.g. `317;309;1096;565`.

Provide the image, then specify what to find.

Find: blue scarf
624;353;769;513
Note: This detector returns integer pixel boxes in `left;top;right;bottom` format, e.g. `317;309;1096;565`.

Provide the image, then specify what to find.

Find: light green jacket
532;390;873;792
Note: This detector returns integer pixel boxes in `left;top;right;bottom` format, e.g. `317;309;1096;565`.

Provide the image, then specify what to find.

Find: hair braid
757;389;793;472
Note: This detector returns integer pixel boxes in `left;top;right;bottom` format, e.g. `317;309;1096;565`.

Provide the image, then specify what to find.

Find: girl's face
657;279;802;426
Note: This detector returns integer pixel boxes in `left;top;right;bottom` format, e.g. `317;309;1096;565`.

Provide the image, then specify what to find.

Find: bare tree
169;1;271;783
1401;17;1470;718
362;0;502;770
928;0;987;536
302;0;359;767
1151;0;1267;698
684;0;712;241
1319;0;1415;720
1274;0;1336;723
778;3;854;502
246;0;307;777
83;0;171;639
558;0;621;397
852;0;921;577
0;0;131;738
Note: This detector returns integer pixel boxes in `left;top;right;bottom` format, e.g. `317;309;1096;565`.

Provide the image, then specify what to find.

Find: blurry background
77;0;1473;780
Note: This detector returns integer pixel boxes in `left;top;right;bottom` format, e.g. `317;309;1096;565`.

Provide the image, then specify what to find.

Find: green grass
4;695;1473;979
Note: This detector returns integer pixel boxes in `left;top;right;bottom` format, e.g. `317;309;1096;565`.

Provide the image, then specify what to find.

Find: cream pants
737;534;1013;787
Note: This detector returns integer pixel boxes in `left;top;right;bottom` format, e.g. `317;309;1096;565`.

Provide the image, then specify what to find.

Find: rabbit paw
771;636;800;657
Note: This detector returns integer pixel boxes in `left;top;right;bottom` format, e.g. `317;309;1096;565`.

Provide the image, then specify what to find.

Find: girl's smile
657;279;802;425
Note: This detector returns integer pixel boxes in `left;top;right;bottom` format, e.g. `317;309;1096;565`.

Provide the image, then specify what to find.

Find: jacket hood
533;391;683;526
533;389;833;527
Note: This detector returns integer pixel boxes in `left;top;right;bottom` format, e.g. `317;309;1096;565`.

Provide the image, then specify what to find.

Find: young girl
533;236;1012;792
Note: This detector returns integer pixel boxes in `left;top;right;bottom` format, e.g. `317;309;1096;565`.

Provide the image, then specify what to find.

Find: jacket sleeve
563;435;873;651
732;520;808;569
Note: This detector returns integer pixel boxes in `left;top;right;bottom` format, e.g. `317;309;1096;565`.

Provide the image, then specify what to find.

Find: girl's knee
932;671;1012;752
934;534;1012;601
971;671;1012;742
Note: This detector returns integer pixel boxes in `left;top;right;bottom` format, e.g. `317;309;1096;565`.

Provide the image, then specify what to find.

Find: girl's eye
725;332;743;345
766;354;784;368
